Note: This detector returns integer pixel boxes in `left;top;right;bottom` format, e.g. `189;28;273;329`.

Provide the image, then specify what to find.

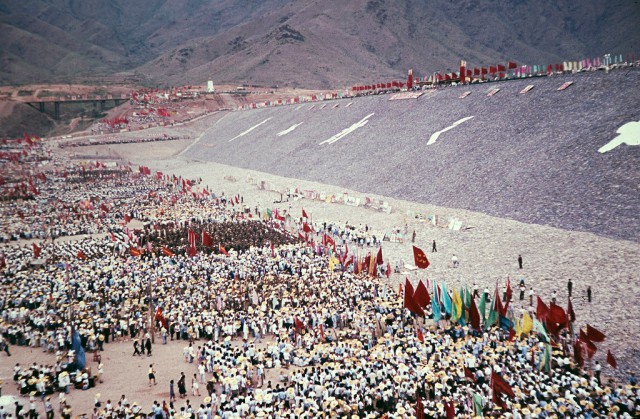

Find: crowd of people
1;137;638;418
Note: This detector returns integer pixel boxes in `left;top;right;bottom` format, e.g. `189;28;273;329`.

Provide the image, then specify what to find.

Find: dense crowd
1;138;638;418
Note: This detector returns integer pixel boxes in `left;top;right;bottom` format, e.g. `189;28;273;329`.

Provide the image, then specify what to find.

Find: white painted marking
320;104;327;109
276;122;304;137
228;118;272;142
309;105;315;110
427;116;475;145
319;113;374;145
345;102;353;107
599;121;640;153
295;105;304;111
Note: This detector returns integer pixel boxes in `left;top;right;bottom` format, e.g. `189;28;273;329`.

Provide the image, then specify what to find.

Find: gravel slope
181;68;640;242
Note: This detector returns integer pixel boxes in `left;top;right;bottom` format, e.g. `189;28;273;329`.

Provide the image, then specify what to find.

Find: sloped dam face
184;68;640;242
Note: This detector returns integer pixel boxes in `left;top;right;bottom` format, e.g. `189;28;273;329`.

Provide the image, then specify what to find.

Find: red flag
548;303;568;326
302;209;308;218
188;229;197;248
491;370;515;398
161;246;175;257
302;223;312;233
32;243;41;258
100;203;109;213
404;278;425;317
155;308;168;330
412;246;430;269
186;245;197;257
294;317;305;331
413;280;431;308
318;324;325;341
130;248;142;257
573;341;584;367
464;367;476;382
202;230;213;247
416;329;424;343
586;325;606;342
218;244;228;256
415;397;424;419
110;232;116;242
376;247;383;265
275;209;285;222
445;401;455;419
124;214;131;223
536;296;549;321
345;255;354;268
235;195;239;204
606;350;617;369
579;330;598;358
76;251;87;260
469;294;481;330
270;242;275;257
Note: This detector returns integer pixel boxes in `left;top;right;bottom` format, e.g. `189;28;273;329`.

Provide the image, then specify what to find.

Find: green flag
472;393;484;417
479;292;486;323
541;343;552;374
533;319;549;343
485;302;498;330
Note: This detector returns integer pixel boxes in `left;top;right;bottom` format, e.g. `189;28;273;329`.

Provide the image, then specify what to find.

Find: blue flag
72;330;86;370
441;282;452;316
432;282;441;322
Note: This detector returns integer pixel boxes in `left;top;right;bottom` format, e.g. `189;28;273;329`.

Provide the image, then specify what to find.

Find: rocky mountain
1;0;639;88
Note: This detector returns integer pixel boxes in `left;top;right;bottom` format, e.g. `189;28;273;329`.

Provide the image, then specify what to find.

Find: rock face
3;0;640;86
182;68;640;242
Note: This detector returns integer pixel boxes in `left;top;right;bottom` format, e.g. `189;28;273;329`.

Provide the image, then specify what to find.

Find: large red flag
404;278;425;317
586;325;606;342
548;303;568;326
376;247;383;265
536;296;549;321
32;243;41;258
412;246;430;269
491;371;515;398
413;280;431;308
469;295;481;330
578;330;598;358
202;230;213;247
573;341;584;367
606;350;617;369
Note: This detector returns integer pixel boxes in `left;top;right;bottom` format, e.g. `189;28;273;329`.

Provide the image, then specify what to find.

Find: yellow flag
522;312;533;335
452;289;463;322
515;318;522;337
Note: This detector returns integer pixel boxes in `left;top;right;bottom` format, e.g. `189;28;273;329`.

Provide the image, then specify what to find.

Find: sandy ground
3;125;638;415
